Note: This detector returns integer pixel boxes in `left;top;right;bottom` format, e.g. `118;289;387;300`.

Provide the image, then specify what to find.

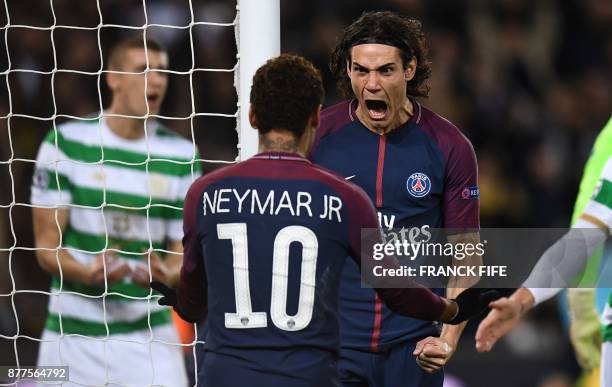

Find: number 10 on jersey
217;223;318;331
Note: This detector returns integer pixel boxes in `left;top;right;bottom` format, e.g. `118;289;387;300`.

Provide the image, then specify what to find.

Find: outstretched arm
174;181;208;322
152;179;208;323
346;190;497;325
475;287;534;352
475;214;608;353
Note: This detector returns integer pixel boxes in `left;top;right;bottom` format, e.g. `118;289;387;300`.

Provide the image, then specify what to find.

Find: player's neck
259;131;305;157
105;114;147;140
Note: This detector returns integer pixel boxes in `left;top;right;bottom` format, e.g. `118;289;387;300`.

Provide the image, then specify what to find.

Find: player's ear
106;72;119;92
346;59;351;78
310;105;321;130
301;106;321;155
404;57;417;82
248;105;257;129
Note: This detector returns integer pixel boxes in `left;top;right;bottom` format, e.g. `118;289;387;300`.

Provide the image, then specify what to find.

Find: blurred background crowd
0;0;610;386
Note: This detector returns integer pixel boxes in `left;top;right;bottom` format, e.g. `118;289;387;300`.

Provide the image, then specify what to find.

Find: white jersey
31;117;200;336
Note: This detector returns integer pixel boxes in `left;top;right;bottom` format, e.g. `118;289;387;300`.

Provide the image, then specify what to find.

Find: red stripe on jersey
376;135;386;208
371;135;386;352
371;293;383;352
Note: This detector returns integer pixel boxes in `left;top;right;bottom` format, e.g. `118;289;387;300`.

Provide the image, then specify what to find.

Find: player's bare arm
474;288;534;353
475;211;609;353
33;207;130;286
414;231;482;372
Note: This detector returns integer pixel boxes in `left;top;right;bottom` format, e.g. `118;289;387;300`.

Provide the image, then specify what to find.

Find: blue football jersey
311;99;480;351
176;152;448;361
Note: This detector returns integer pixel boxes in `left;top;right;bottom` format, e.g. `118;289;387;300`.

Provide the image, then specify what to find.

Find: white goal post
0;0;280;385
237;0;280;160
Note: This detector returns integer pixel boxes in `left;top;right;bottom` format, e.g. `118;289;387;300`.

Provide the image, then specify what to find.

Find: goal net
0;0;278;385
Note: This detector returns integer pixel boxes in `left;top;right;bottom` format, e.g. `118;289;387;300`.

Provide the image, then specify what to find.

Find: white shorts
36;324;188;387
604;342;612;387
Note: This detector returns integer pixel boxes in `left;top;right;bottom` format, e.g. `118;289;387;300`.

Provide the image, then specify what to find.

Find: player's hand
567;288;601;371
86;252;131;286
132;251;170;288
150;281;195;323
150;281;177;307
570;316;602;371
413;337;455;373
475;297;522;352
446;288;501;324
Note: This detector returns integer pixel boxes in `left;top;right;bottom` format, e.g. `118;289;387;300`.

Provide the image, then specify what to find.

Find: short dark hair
330;11;432;99
107;35;167;70
250;54;324;138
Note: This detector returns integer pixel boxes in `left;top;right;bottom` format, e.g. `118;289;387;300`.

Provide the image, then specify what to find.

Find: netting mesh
0;0;244;385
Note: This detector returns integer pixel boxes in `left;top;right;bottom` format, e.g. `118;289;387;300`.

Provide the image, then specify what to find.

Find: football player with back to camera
152;54;499;387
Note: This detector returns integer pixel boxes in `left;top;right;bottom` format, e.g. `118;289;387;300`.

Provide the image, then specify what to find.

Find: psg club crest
406;173;431;198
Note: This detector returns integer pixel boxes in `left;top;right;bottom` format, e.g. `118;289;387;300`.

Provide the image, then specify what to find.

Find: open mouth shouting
146;92;161;110
365;99;388;121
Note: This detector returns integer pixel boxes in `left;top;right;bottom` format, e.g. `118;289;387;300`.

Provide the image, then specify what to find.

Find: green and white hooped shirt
581;157;612;342
31;117;201;336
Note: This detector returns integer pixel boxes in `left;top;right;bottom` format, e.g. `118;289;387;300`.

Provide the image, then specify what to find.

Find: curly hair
330;11;432;99
250;54;324;138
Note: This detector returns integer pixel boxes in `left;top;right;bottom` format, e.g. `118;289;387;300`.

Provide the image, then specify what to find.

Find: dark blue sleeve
176;178;208;322
443;132;480;230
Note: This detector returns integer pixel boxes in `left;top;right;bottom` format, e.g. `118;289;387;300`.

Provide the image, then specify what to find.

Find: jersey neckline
252;151;311;163
100;112;159;144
